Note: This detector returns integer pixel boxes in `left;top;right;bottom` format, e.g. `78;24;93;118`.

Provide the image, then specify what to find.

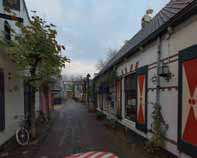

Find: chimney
141;8;153;29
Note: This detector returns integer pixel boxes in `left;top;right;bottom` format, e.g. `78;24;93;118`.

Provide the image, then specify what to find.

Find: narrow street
0;99;175;158
0;1;196;158
33;99;149;158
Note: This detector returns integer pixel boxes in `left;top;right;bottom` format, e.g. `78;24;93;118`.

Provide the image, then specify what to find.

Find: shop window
125;73;137;122
4;21;11;41
3;0;20;11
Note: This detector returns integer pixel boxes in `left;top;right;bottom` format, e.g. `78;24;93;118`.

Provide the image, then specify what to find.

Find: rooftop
96;0;196;78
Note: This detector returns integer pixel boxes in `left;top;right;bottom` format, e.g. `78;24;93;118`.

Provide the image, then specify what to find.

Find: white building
0;0;36;146
63;81;74;98
73;81;83;101
95;1;197;158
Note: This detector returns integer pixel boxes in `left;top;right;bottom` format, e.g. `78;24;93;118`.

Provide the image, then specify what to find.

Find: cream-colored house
95;1;197;157
0;0;40;146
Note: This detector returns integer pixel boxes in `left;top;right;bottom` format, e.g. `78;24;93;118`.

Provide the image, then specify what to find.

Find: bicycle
15;114;31;146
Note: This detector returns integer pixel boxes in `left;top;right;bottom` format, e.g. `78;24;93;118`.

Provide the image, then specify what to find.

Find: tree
96;59;106;71
106;48;117;62
7;15;69;138
96;49;117;71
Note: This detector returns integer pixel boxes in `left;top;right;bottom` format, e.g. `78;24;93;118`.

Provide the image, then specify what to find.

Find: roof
96;0;196;78
64;151;119;158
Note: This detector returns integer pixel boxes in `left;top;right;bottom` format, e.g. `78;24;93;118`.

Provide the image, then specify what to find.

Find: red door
178;45;197;157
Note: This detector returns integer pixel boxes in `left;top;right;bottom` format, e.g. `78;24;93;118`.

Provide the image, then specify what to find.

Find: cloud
62;59;97;77
25;0;170;77
25;0;65;22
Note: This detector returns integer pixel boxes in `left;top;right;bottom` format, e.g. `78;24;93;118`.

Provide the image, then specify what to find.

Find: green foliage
96;111;106;120
7;15;69;88
0;13;70;138
96;66;118;88
98;67;118;88
0;40;7;48
146;103;167;153
107;67;118;87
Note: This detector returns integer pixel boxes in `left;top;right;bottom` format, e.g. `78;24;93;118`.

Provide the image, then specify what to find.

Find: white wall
117;41;158;76
0;0;31;145
98;14;197;158
0;51;24;145
0;0;30;39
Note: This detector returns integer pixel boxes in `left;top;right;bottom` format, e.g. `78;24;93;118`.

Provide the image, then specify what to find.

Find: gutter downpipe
156;36;161;108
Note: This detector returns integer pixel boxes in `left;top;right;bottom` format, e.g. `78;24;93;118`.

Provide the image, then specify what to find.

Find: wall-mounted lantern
158;63;172;81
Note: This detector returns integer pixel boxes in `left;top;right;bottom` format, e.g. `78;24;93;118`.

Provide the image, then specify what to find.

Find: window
125;73;137;122
4;21;11;41
3;0;20;11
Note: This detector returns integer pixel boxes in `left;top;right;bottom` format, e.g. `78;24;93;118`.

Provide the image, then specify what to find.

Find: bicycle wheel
16;127;30;146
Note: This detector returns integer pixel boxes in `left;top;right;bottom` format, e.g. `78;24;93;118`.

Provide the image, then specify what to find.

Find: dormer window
4;21;11;41
3;0;20;11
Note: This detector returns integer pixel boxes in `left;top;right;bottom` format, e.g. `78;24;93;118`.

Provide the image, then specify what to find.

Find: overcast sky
25;0;170;78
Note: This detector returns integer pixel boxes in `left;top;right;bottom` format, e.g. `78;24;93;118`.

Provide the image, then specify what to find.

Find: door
136;66;148;133
115;80;122;117
178;45;197;157
0;69;5;131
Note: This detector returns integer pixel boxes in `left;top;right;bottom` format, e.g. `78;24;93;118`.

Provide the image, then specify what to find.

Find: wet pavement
34;99;149;158
1;99;176;158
